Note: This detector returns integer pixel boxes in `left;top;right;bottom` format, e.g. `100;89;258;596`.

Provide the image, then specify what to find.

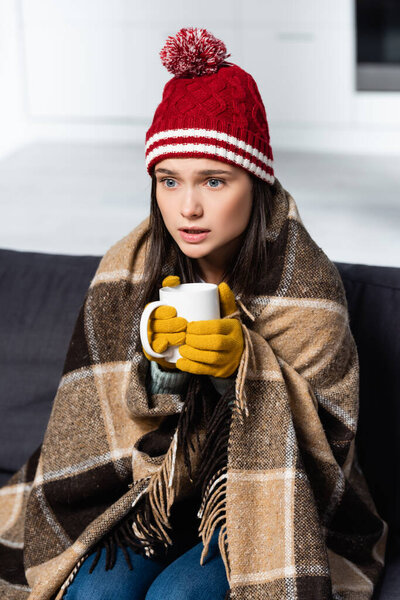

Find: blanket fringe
226;300;256;423
128;428;179;553
128;376;203;555
133;375;234;577
198;467;228;565
195;384;234;580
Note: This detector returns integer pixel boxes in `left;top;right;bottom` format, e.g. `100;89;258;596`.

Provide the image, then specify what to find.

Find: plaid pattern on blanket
0;178;387;599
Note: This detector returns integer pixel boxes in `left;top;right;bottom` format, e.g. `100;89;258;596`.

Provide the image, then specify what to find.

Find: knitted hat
145;27;274;184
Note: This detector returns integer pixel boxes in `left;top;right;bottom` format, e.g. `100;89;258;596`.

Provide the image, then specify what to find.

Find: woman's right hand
142;276;187;370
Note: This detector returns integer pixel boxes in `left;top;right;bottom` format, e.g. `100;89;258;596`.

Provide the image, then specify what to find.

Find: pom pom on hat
160;27;231;77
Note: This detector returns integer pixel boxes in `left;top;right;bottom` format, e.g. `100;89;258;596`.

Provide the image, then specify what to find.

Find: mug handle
140;300;169;359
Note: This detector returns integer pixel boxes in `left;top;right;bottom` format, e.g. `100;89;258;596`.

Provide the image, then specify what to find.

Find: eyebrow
154;168;233;176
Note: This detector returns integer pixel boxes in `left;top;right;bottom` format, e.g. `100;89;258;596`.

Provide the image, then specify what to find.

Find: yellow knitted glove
176;282;244;378
143;275;187;370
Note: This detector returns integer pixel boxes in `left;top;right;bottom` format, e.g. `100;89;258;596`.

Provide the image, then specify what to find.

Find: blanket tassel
195;385;234;582
227;300;256;424
129;428;179;554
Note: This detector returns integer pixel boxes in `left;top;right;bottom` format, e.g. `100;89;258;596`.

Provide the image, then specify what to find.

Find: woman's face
155;157;253;273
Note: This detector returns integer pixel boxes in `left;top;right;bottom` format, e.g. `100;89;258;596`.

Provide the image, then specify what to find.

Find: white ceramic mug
140;282;220;364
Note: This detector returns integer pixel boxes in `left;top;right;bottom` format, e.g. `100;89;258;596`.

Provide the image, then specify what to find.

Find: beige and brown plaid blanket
0;178;387;599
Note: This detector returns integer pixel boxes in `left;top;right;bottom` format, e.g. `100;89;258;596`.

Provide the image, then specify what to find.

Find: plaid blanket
0;178;387;599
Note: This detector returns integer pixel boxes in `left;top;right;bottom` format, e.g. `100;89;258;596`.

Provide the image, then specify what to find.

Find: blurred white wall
0;0;27;157
1;0;400;157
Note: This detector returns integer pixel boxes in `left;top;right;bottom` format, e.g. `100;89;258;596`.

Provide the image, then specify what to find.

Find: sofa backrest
335;261;400;555
0;249;100;481
0;249;399;552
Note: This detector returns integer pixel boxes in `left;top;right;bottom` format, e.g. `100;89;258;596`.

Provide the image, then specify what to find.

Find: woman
0;27;387;600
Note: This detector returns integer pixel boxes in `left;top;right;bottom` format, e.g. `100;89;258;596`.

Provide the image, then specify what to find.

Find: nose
180;187;203;219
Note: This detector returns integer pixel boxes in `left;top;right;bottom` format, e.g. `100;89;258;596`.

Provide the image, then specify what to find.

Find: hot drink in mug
140;282;220;364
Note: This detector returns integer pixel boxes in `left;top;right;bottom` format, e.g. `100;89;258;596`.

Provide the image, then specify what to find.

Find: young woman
62;155;259;600
0;27;386;600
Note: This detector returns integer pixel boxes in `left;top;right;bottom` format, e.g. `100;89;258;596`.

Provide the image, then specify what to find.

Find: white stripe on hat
145;128;273;170
146;142;274;183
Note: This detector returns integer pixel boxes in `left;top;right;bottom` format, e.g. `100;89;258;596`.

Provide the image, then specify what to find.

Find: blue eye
207;178;223;188
159;177;224;189
163;178;176;188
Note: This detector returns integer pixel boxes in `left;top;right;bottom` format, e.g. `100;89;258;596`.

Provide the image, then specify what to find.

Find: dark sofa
0;247;399;598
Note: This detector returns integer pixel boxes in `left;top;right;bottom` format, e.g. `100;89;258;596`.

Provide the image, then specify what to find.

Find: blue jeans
63;528;229;600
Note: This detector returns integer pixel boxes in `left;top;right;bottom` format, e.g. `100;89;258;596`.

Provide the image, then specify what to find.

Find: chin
181;248;210;260
176;241;213;259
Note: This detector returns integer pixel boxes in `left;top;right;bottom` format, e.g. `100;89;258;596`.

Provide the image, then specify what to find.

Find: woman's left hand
176;282;244;378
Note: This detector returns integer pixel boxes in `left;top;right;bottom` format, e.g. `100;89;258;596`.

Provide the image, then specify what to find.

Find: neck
196;260;225;284
196;250;232;285
195;237;241;284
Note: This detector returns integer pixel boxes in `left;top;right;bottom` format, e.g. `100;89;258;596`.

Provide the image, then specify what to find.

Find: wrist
150;359;190;395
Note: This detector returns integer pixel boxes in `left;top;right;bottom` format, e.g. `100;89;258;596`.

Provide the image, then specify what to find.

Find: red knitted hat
145;27;274;184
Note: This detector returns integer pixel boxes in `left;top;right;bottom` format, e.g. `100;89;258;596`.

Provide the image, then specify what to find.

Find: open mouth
178;228;211;242
180;228;210;233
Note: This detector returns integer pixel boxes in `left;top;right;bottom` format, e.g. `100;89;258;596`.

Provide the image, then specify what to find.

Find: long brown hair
141;171;279;306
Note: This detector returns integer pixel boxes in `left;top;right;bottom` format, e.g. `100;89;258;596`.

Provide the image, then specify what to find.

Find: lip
178;227;210;243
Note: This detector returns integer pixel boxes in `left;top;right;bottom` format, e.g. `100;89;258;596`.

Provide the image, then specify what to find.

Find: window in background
357;0;400;91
